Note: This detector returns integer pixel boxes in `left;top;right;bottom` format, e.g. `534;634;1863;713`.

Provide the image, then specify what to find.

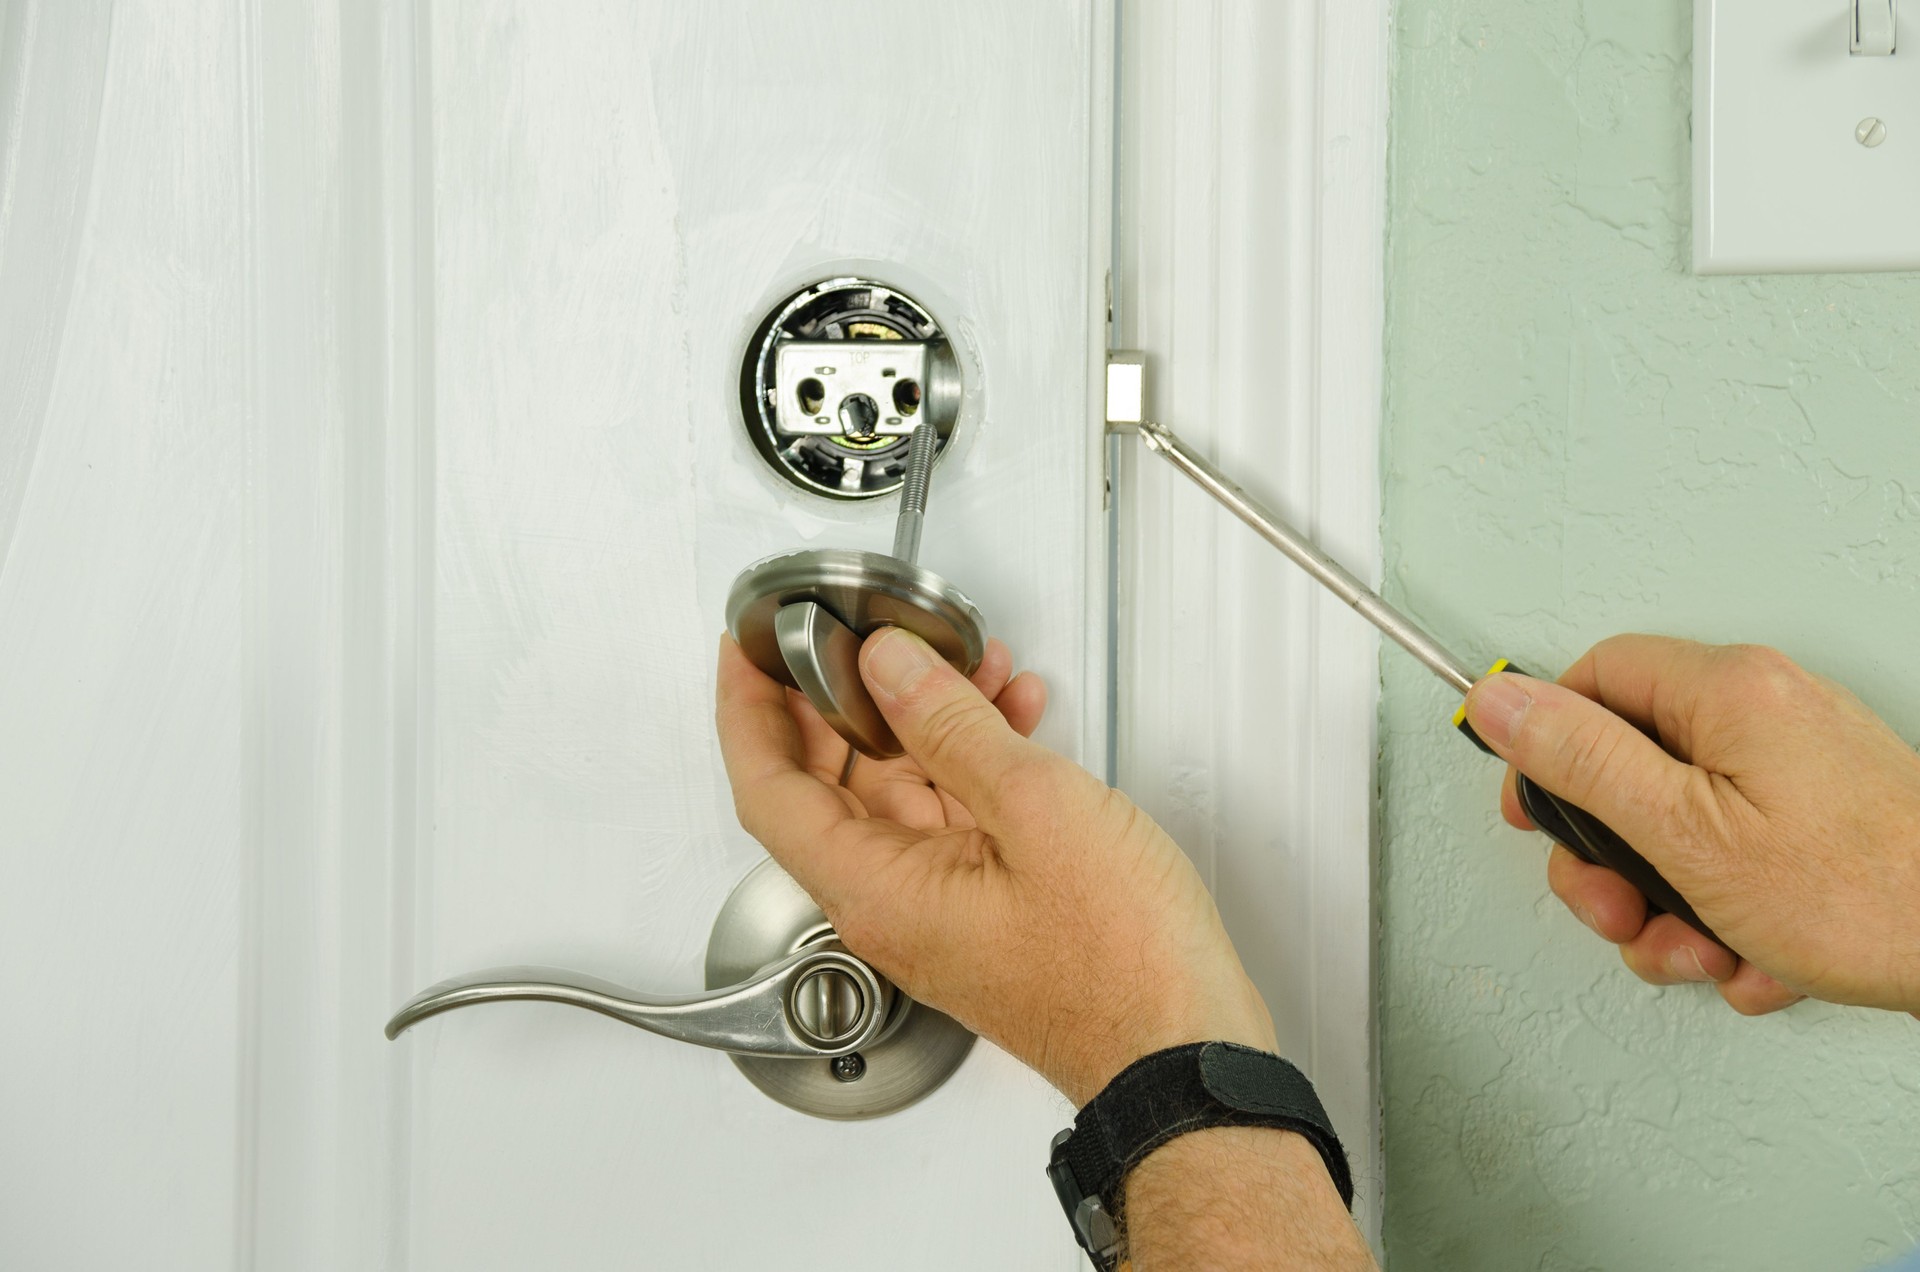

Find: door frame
1111;0;1390;1244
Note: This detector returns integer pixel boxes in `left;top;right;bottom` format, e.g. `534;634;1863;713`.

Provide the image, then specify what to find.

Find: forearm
1122;1128;1377;1271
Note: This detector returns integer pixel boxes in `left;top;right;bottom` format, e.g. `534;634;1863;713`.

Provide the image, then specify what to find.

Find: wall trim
241;1;425;1264
1112;0;1389;1243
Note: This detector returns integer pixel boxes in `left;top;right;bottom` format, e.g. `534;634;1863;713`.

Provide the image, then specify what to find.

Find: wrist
1124;1128;1372;1271
1048;975;1278;1107
1046;1042;1353;1271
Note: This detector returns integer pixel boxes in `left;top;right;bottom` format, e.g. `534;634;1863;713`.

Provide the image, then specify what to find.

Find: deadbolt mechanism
740;276;961;500
386;856;974;1120
731;275;986;759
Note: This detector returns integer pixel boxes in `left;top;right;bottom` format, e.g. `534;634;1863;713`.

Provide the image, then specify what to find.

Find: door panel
412;4;1107;1268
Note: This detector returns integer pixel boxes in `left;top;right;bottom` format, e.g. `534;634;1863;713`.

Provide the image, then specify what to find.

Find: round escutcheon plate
726;546;986;691
706;857;974;1120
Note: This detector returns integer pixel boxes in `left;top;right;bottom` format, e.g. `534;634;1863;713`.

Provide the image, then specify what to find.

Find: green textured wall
1380;3;1920;1270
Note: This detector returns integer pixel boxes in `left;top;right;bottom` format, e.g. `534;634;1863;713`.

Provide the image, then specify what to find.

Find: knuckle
1720;643;1804;705
1722;983;1789;1017
913;693;989;765
1659;768;1719;845
1618;941;1665;985
732;792;772;844
1555;717;1630;800
1586;633;1643;665
1545;849;1582;903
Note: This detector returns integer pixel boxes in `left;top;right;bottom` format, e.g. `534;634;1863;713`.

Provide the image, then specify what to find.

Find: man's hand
717;628;1375;1268
1462;636;1920;1017
715;627;1276;1105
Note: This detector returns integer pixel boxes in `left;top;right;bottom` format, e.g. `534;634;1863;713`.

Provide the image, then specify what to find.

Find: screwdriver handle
1457;664;1727;950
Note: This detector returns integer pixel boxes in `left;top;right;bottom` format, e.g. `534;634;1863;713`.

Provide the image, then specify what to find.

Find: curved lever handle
385;940;893;1059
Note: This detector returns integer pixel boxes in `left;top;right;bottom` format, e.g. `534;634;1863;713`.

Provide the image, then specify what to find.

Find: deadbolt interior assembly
387;856;973;1120
729;275;988;760
740;276;962;500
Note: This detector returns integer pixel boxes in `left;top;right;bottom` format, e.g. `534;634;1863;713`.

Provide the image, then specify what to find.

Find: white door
403;4;1110;1268
2;2;1111;1269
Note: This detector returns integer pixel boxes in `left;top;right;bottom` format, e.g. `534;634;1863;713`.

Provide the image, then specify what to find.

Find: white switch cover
1695;1;1920;273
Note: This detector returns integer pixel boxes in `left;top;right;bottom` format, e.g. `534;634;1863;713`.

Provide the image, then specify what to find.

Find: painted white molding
1112;0;1389;1243
242;1;424;1264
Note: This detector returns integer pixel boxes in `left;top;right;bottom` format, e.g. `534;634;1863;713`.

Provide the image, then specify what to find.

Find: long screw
890;420;938;565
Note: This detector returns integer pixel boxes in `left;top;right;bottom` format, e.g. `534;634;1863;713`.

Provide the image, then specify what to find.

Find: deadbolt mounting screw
831;1052;867;1083
890;420;938;565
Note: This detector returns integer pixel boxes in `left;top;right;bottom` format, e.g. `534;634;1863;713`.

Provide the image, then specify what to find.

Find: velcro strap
1060;1042;1353;1215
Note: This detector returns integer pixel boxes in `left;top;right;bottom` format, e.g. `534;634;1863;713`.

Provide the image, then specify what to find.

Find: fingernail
1668;946;1715;982
1466;674;1533;749
863;627;935;698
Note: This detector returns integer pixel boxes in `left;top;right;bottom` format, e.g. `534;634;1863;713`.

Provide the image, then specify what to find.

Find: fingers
1716;963;1805;1016
1546;845;1645;942
784;686;858;785
715;636;901;898
831;640;1050;832
971;641;1049;737
859;627;1065;835
1500;768;1532;831
928;671;1049;827
1463;672;1707;871
1546;844;1804;1011
969;639;1015;700
1617;913;1738;986
1546;843;1735;982
995;671;1048;739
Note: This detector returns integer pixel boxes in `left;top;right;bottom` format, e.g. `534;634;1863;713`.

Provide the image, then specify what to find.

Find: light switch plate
1694;1;1920;274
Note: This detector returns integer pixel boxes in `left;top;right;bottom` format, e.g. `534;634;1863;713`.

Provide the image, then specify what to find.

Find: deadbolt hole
892;378;921;417
796;377;826;416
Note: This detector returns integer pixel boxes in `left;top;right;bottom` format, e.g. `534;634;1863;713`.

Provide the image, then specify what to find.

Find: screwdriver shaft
1132;419;1479;696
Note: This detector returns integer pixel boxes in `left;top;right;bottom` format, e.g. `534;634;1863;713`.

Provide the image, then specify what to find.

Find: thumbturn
727;419;987;759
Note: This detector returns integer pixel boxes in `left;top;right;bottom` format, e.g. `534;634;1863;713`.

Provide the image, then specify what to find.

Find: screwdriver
1104;355;1720;947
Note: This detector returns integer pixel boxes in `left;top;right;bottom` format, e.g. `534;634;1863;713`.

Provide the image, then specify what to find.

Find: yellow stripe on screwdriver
1451;658;1513;727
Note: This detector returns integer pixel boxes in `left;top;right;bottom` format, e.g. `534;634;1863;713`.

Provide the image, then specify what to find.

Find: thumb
1464;672;1699;858
860;627;1050;829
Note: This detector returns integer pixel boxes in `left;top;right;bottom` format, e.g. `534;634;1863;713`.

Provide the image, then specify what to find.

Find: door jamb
1111;0;1390;1243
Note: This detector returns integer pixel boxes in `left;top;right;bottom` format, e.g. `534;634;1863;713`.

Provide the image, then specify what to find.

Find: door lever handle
386;938;894;1059
385;857;972;1118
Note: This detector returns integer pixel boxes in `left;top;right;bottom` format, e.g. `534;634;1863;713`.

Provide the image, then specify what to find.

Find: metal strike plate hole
741;276;961;500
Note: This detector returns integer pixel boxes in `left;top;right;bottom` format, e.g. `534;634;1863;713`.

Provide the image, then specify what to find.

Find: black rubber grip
1457;666;1726;949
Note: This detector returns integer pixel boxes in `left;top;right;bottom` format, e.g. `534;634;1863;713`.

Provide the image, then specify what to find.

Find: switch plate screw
1857;117;1888;148
831;1052;867;1083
